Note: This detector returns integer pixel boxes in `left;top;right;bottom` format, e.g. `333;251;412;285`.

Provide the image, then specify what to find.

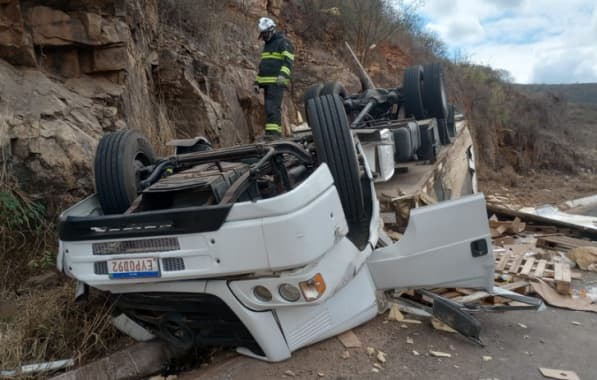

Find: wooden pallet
536;235;597;251
494;252;574;294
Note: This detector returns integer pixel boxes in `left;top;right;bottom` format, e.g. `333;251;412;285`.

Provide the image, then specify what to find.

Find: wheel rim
133;151;152;190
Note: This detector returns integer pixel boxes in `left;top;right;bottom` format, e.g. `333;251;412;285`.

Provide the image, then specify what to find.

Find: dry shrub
158;0;227;54
0;285;123;377
0;180;124;377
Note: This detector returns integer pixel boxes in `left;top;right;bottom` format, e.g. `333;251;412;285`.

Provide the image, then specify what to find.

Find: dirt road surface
179;306;597;380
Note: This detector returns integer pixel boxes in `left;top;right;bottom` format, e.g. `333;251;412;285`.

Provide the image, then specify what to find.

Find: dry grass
0;179;125;377
0;286;123;377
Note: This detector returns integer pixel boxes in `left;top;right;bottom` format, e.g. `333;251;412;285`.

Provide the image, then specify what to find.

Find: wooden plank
495;253;511;271
534;259;547;278
520;258;535;276
554;263;564;282
487;204;597;239
524;224;559;234
537;235;597;251
554;263;571;295
441;291;462;299
452;281;529;303
508;255;525;274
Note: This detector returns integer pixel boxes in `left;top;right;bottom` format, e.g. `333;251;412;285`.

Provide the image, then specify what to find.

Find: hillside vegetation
518;83;597;106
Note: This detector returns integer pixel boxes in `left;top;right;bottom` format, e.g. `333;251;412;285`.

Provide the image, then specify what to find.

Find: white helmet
258;17;276;33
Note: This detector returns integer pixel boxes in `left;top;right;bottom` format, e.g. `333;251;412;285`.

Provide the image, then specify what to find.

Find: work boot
254;130;282;143
264;130;282;141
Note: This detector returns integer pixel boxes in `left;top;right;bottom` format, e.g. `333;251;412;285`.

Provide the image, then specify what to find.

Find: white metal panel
262;186;347;269
275;267;378;351
227;165;335;221
367;193;494;290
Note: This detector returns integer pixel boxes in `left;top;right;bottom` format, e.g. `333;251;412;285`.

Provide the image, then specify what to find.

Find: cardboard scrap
538;368;580;380
530;280;597;313
337;330;362;348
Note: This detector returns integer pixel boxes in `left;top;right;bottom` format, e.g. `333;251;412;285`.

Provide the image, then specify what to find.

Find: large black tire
303;83;324;114
393;128;414;162
422;63;448;119
437;118;451;145
95;129;156;214
320;81;348;98
306;94;366;225
447;104;456;138
403;65;426;120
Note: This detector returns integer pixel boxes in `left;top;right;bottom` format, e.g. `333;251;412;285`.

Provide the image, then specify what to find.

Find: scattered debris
317;372;325;377
373;363;383;369
341;351;351;360
406;337;414;344
429;351;452;358
482;355;493;361
371;368;380;373
431;318;456;333
402;319;423;324
518;323;528;329
387;303;404;321
366;347;376;356
538;367;580;380
568;246;597;271
400;324;409;329
570;321;581;326
376;351;387;364
531;280;597;312
337;330;362;348
284;370;296;377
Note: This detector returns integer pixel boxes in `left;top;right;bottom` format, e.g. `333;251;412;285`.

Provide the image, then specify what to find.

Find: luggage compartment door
367;193;494;290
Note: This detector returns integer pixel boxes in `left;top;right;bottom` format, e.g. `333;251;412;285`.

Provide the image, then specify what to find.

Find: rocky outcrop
0;0;408;210
0;0;36;66
0;0;172;209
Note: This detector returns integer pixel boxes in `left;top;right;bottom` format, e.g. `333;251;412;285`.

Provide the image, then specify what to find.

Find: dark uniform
255;31;294;135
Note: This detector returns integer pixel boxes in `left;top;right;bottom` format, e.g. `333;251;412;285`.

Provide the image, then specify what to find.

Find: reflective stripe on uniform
280;66;291;76
265;123;282;132
256;76;278;84
281;51;295;60
261;52;284;60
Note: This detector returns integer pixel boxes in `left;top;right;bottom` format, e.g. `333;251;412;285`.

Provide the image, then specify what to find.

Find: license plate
108;257;160;279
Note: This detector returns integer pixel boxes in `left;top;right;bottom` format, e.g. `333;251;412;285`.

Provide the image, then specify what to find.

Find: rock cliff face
0;0;404;210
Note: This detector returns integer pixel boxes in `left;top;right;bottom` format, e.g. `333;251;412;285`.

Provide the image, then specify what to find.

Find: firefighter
253;17;294;140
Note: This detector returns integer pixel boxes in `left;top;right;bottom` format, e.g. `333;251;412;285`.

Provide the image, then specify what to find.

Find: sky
406;0;597;84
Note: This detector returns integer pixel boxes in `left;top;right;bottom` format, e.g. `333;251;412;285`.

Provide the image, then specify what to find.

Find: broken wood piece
534;259;547;278
429;350;452;358
538;367;580;380
508;254;525;274
337;330;362;348
387;303;404;321
431;318;456;333
554;262;571;295
521;257;536;276
496;253;511;271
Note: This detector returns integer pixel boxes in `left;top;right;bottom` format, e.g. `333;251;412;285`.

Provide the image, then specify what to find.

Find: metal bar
345;41;376;91
350;100;375;128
